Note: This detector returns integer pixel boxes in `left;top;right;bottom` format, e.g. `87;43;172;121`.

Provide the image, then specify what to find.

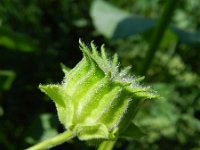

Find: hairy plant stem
97;140;117;150
26;130;74;150
139;0;179;75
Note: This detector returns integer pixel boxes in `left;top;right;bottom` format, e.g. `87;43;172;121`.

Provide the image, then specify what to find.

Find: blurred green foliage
0;70;15;90
0;0;200;149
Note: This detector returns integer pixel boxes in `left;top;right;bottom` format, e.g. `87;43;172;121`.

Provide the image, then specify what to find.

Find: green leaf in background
90;0;154;39
0;27;39;52
0;70;15;91
172;27;200;47
25;113;59;144
90;0;200;48
120;123;145;140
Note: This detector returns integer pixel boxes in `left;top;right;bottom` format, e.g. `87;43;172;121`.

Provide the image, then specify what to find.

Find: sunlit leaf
90;0;154;39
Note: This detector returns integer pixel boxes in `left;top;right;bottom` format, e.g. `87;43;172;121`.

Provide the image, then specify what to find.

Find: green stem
26;130;75;150
97;140;117;150
139;0;179;75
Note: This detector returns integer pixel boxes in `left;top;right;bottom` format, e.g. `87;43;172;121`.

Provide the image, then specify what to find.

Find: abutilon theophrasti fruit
39;40;158;142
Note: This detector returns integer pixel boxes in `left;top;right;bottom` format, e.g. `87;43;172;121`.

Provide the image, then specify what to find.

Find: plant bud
39;40;158;141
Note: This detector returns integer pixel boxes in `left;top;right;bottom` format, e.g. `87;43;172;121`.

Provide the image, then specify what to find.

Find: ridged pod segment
39;40;158;141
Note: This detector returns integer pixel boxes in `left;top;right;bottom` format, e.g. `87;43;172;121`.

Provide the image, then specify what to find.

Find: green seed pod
39;40;158;141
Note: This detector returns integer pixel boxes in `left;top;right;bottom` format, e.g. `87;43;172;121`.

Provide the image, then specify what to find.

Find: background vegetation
0;0;200;149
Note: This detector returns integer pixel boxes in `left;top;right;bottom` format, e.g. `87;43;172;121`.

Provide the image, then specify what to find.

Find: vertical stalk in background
139;0;179;75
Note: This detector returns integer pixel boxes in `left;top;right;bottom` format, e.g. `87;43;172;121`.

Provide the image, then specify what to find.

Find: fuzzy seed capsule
39;40;158;141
